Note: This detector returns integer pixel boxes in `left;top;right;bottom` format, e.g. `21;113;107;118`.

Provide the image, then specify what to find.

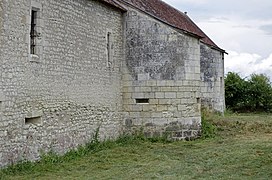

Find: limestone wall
0;0;124;167
0;1;2;34
122;8;201;140
0;0;3;100
200;43;225;113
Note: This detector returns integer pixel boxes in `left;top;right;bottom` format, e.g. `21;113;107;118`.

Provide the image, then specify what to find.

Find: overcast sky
162;0;272;80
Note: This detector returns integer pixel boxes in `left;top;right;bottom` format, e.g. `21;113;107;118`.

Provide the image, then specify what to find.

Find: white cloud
163;0;272;20
225;51;272;80
165;0;209;5
197;17;272;57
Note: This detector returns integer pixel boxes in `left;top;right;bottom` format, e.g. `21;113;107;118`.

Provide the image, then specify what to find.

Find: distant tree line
225;72;272;113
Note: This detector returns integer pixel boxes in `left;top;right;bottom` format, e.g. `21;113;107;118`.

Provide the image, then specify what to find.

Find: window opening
30;10;38;54
220;77;223;93
107;32;113;67
136;98;149;104
25;117;41;125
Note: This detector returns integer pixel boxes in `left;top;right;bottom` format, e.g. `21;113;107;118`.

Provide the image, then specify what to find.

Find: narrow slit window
220;77;223;93
107;32;113;67
136;98;149;104
107;32;110;61
30;10;38;54
25;117;41;125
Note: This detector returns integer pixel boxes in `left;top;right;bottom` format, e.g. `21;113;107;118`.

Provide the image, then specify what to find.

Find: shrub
201;109;217;139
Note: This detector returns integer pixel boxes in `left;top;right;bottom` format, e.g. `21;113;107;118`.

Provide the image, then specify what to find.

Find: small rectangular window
30;9;38;54
136;98;149;104
25;117;41;125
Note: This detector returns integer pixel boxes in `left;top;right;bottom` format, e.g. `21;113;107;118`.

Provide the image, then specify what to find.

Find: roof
101;0;126;11
118;0;224;52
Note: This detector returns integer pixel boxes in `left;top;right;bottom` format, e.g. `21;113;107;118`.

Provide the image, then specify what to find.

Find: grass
1;113;272;180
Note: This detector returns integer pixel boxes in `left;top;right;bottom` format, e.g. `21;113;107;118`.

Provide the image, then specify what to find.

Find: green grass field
1;113;272;180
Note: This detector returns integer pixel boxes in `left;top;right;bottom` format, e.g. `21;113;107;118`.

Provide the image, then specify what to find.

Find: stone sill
25;110;43;119
29;54;40;63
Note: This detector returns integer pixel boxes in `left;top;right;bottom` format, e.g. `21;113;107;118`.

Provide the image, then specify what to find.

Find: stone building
120;0;225;139
0;0;225;167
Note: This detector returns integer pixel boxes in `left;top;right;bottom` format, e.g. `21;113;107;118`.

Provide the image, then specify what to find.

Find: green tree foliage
225;72;272;112
225;72;248;110
247;74;272;111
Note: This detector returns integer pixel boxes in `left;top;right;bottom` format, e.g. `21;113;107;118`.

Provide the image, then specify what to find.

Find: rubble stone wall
0;0;124;167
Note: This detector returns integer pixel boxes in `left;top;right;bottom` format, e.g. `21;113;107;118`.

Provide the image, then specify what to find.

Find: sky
162;0;272;80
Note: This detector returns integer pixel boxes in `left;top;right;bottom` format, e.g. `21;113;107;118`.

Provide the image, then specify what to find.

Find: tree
224;72;247;111
225;72;272;112
247;74;272;112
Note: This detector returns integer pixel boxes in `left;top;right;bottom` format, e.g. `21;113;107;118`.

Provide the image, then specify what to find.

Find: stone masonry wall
122;8;201;140
0;1;4;164
0;0;124;167
0;1;2;36
200;43;225;113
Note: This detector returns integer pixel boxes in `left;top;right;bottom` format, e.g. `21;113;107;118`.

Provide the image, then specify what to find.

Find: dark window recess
107;32;112;66
220;77;223;93
30;10;38;54
107;32;110;60
136;98;149;104
25;117;41;125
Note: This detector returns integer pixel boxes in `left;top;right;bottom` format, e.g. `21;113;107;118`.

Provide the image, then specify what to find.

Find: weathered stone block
171;87;179;92
146;81;157;87
151;112;162;118
25;110;43;119
155;92;164;99
123;93;132;99
157;105;168;112
141;87;152;92
161;87;172;92
149;99;159;105
143;105;156;112
164;92;177;99
132;92;145;99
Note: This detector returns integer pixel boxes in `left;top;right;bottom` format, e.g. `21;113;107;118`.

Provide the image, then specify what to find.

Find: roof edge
200;41;227;54
100;0;127;12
